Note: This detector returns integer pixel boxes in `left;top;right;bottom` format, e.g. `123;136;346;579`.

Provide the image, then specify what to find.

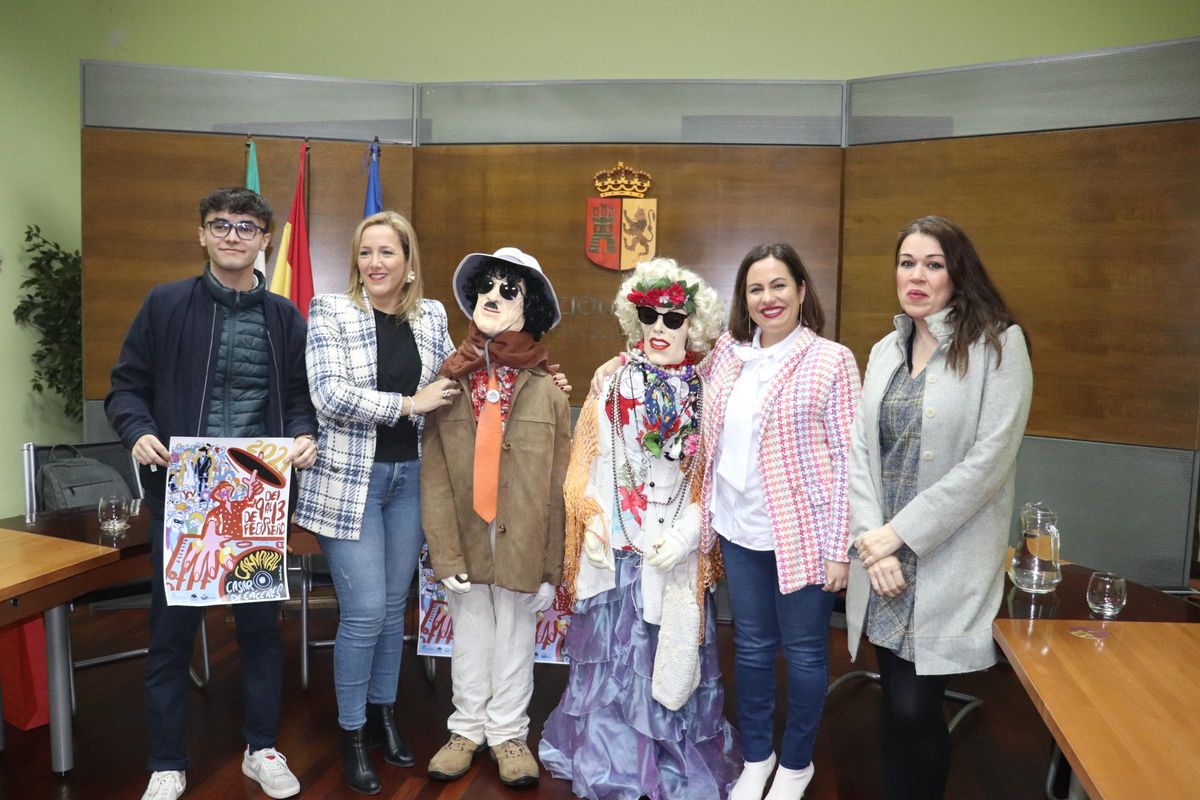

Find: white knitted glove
583;513;615;571
441;573;471;593
645;526;688;571
528;582;556;614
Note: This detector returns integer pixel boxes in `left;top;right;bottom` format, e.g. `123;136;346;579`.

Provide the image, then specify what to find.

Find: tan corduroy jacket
420;367;570;594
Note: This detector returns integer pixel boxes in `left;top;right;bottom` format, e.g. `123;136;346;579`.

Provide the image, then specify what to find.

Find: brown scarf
440;321;550;379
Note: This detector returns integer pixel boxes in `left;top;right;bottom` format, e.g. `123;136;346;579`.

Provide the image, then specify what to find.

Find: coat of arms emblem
585;162;657;271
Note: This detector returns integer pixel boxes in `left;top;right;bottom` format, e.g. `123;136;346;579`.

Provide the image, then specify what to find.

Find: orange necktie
473;373;502;522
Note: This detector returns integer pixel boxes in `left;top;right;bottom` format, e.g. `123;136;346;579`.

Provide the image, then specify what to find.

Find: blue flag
363;141;382;217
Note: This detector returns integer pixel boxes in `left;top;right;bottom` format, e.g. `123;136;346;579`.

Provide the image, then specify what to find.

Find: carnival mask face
638;305;690;366
472;269;526;336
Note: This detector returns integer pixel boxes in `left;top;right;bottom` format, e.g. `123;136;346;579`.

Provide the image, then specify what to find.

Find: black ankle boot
339;726;381;795
366;703;416;767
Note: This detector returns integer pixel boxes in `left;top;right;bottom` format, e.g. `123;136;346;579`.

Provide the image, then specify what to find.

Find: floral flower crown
626;278;699;315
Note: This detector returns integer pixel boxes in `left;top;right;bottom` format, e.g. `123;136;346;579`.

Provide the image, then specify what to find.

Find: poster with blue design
163;437;293;607
416;545;573;664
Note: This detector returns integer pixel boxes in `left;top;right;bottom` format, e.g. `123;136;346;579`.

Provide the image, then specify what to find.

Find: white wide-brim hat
451;247;562;331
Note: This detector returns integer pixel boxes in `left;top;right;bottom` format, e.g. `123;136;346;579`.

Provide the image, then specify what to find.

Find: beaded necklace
606;352;703;555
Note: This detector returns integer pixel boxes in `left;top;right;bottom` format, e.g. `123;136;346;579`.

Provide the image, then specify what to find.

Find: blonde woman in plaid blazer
294;211;458;794
699;244;860;800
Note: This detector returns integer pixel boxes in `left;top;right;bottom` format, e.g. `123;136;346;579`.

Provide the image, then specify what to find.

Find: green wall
0;0;1196;514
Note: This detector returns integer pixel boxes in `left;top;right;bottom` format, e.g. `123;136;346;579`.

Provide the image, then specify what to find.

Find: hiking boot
490;738;539;788
428;733;485;781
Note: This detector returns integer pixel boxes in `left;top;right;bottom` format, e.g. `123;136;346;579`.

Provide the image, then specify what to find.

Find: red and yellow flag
269;143;314;318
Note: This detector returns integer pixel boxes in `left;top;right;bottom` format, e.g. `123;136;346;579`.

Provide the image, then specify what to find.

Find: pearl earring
405;271;415;284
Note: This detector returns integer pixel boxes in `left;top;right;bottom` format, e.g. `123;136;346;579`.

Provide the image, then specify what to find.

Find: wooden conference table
994;564;1200;799
0;522;121;772
7;507;1198;793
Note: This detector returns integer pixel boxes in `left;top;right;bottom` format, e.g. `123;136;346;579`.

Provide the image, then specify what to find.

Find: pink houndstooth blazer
700;328;861;593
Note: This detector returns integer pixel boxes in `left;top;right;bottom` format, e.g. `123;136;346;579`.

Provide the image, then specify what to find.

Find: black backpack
36;445;132;511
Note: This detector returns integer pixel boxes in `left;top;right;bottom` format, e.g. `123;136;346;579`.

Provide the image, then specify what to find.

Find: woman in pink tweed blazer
700;243;860;800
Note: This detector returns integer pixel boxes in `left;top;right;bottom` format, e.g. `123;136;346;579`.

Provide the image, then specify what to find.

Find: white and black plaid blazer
295;292;453;540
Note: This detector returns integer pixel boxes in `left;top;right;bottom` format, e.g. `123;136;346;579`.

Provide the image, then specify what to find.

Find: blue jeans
720;537;836;770
319;460;424;730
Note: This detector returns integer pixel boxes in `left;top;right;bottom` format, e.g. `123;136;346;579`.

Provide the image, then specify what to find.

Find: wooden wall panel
81;129;413;399
840;120;1200;450
414;145;843;405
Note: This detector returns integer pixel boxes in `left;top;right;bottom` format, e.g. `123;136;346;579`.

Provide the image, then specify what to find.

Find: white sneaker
141;770;186;800
241;747;300;799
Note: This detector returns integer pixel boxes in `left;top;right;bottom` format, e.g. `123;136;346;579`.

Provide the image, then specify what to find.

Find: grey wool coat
846;309;1033;675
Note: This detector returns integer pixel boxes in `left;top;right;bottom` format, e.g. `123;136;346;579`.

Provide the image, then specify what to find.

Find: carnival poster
163;437;293;607
416;545;573;664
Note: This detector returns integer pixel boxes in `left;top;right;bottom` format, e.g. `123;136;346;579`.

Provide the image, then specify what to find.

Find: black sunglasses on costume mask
636;306;689;329
477;276;524;302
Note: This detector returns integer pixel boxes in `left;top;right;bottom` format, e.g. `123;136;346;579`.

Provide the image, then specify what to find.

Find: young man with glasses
106;186;318;800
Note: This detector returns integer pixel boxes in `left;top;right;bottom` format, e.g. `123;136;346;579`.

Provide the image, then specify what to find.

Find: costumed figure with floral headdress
420;247;570;790
539;258;741;800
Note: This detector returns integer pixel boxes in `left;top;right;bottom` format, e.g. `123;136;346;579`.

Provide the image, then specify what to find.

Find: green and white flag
246;138;266;274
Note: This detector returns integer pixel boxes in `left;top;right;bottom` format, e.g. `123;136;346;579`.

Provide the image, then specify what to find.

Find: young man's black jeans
145;502;284;771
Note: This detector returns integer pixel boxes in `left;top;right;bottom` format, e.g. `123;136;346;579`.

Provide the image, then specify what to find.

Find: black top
373;308;420;462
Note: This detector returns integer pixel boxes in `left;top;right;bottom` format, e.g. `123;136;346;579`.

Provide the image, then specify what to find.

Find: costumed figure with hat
540;258;742;799
421;247;571;789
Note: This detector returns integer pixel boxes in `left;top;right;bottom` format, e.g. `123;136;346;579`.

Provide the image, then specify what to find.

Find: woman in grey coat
846;216;1032;800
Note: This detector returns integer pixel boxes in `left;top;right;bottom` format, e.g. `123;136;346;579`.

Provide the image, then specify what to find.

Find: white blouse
711;323;805;551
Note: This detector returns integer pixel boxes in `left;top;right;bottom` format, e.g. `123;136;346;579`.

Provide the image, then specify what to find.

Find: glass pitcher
1008;501;1061;593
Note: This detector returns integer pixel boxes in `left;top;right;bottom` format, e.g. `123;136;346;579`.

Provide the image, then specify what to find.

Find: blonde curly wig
613;258;724;355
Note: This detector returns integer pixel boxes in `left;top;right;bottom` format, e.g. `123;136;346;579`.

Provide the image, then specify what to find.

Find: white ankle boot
730;752;777;800
765;762;815;800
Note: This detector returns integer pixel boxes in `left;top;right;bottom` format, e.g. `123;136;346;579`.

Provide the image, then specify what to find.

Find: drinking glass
97;495;130;533
1086;572;1127;618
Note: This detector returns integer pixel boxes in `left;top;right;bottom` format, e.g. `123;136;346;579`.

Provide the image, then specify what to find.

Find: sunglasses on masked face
636;306;688;329
477;276;524;302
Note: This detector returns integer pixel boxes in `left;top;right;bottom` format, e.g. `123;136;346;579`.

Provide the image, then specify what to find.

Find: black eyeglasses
478;277;524;302
636;306;689;329
205;219;267;241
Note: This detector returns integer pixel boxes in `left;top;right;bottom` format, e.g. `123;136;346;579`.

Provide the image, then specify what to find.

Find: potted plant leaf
13;225;83;421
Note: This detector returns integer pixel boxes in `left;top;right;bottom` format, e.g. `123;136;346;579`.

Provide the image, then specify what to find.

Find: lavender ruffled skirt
539;552;741;799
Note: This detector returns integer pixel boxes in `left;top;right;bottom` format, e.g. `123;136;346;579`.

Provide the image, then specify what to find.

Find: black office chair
826;594;982;734
22;441;210;697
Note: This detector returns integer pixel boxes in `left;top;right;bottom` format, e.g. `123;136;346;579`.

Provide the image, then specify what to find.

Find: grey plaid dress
865;364;925;661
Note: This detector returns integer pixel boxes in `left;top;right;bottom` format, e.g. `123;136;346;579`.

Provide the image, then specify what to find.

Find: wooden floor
0;594;1057;799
